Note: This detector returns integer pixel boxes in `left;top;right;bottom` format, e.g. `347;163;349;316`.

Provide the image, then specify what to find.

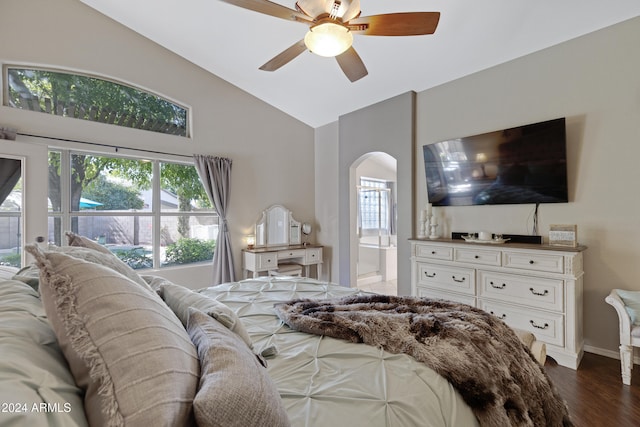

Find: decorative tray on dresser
410;238;587;369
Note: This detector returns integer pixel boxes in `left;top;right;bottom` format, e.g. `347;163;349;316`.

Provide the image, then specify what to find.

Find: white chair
605;289;640;385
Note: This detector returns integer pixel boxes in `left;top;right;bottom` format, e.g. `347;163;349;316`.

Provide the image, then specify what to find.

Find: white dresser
410;238;586;369
242;245;323;279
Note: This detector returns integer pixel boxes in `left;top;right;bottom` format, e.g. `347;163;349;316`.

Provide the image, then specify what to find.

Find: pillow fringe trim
28;245;125;427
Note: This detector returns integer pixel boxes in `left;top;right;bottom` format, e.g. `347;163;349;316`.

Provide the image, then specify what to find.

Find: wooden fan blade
341;0;361;22
347;12;440;36
259;40;307;71
335;47;368;82
219;0;313;23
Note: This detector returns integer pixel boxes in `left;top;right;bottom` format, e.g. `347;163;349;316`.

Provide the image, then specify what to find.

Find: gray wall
318;15;640;358
338;92;415;295
414;16;640;358
0;0;315;287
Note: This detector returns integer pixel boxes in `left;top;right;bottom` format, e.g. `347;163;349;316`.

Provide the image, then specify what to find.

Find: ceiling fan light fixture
304;22;353;57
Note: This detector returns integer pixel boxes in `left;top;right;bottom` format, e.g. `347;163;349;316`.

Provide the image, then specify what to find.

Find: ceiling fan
219;0;440;82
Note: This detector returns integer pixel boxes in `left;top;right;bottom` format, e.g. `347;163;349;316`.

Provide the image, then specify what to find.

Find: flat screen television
423;118;568;206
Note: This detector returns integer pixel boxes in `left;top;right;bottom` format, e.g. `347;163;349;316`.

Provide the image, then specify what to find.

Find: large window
358;177;391;233
4;66;188;137
48;150;217;269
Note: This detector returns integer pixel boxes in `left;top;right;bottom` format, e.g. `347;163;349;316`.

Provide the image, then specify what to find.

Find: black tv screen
423;118;568;206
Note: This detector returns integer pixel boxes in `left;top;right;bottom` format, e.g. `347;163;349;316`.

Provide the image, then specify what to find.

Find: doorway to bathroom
353;152;397;295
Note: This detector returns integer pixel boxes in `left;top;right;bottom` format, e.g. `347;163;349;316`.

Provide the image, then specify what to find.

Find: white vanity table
242;205;323;279
242;245;323;279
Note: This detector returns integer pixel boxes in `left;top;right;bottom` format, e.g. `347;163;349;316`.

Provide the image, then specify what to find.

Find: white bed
0;236;568;426
198;278;479;426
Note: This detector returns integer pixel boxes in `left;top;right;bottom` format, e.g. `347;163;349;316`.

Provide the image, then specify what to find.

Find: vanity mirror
254;205;301;247
244;205;323;279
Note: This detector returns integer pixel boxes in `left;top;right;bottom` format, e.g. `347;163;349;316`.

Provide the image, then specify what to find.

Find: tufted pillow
186;308;290;427
0;279;88;427
153;279;253;349
25;245;199;427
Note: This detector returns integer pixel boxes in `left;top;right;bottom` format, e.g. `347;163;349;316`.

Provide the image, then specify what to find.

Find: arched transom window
4;66;189;137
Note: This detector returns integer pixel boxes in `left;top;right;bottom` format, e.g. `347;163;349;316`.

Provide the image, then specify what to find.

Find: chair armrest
605;289;633;345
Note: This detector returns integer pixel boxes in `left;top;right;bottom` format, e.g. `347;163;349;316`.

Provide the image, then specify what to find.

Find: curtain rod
16;132;193;159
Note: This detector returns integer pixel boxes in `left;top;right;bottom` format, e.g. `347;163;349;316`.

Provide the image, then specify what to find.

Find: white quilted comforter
199;277;479;427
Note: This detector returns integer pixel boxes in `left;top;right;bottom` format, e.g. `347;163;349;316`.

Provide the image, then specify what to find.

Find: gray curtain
193;155;235;285
0;158;21;206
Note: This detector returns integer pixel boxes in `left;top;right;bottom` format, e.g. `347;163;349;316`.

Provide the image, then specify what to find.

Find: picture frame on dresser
549;224;578;247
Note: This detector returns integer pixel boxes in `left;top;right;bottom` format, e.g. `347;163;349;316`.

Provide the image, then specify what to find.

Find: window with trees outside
358;177;391;233
4;66;188;137
48;150;218;269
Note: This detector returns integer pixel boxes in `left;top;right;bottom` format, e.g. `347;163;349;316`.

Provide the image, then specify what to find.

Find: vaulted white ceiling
80;0;640;128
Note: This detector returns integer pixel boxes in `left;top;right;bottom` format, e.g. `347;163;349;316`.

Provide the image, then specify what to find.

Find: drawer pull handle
424;272;436;278
490;281;506;289
529;288;549;296
474;255;480;259
530;320;549;330
529;260;535;264
452;276;466;283
490;311;506;320
431;251;436;255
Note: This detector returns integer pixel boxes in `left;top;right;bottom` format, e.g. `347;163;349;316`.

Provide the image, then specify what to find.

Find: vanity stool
269;263;303;277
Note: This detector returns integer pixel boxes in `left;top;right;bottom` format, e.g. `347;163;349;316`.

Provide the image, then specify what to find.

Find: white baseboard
583;344;640;365
357;274;382;286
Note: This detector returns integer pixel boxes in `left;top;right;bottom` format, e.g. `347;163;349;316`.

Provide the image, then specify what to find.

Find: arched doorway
350;152;397;295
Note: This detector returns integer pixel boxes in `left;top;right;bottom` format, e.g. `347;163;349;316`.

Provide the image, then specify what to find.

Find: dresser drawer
503;251;564;274
478;271;564;311
479;300;564;346
416;286;476;307
454;247;502;266
255;253;278;270
278;248;306;259
416;263;475;295
305;248;322;264
415;244;453;261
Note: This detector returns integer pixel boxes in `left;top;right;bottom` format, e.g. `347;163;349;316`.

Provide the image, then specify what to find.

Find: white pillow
617;289;640;326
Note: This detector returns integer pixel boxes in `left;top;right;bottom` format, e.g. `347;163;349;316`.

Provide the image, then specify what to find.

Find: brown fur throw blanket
274;294;572;427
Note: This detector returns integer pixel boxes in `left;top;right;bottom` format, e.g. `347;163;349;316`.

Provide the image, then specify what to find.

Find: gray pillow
11;264;41;291
187;307;290;427
65;231;113;255
47;244;151;290
154;279;253;349
26;244;199;427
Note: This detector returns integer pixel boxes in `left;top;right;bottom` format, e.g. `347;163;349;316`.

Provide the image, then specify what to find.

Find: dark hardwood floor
544;352;640;426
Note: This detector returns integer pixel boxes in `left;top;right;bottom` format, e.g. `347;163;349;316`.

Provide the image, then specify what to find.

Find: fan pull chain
329;1;341;19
